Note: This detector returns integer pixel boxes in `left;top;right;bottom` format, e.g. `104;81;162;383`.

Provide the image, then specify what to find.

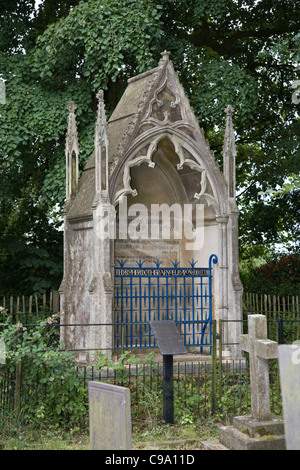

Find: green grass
0;427;89;450
0;412;89;450
0;411;220;450
132;417;219;450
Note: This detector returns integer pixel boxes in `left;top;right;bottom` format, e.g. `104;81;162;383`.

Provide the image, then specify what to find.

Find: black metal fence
1;316;299;426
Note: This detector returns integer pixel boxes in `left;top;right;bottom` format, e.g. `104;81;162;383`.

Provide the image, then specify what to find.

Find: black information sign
150;321;187;356
150;321;187;424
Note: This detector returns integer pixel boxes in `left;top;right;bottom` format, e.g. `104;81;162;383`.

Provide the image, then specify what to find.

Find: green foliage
32;0;164;90
191;60;259;131
1;315;88;427
241;253;300;296
0;0;299;294
0;0;36;52
0;51;66;294
95;350;157;384
0;315;284;432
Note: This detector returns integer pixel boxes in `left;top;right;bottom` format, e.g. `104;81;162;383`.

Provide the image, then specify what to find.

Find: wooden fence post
14;361;21;414
52;291;60;314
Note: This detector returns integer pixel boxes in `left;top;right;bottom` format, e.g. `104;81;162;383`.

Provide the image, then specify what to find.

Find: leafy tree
0;0;299;295
241;253;300;296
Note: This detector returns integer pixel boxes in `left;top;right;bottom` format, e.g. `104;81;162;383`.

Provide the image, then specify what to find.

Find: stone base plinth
232;415;284;438
201;415;286;451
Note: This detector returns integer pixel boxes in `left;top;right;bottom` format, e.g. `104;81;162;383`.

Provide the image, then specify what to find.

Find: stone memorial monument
59;52;243;361
202;314;286;450
88;381;132;450
278;344;300;450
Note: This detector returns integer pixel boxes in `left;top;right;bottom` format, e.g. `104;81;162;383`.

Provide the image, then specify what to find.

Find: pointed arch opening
113;135;220;354
113;135;218;267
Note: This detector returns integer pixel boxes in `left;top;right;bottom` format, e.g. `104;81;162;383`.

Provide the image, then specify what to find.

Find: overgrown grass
0;316;283;450
132;417;220;450
0;409;220;450
0;409;88;450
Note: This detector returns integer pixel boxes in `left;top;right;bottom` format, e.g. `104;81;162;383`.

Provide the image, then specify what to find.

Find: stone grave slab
88;381;132;450
278;344;300;450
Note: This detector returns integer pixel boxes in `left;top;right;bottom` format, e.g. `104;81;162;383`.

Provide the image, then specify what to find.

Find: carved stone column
216;214;230;354
90;90;114;358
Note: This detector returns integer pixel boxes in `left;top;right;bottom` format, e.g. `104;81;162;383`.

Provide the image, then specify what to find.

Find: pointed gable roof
66;53;168;222
66;52;229;222
107;52;169;172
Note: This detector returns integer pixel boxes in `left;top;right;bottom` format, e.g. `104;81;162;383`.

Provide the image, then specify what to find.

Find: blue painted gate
114;254;218;353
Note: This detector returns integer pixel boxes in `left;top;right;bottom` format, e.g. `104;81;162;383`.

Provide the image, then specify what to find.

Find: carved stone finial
95;89;107;130
94;89;109;195
65;100;79;200
225;105;234;116
161;51;170;61
96;89;104;103
67;101;77;113
66;100;79;153
223;104;236;199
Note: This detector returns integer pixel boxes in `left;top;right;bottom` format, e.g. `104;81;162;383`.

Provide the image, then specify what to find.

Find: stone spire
0;78;6;105
94;89;109;196
65;101;79;200
161;50;170;61
222;105;237;199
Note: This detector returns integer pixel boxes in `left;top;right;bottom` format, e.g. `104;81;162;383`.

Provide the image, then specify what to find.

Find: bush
241;253;300;296
0;314;88;428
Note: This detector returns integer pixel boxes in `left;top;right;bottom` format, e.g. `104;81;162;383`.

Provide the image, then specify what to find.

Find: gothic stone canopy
66;51;237;221
60;52;243;361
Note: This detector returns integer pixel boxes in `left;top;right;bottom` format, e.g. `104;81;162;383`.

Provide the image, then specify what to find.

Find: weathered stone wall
60;219;94;362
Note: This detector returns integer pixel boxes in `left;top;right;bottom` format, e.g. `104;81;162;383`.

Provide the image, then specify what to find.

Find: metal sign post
150;320;187;424
163;354;174;424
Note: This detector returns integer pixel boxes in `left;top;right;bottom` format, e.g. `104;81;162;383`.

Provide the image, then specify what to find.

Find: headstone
239;314;278;420
202;315;285;450
278;344;300;450
88;381;132;450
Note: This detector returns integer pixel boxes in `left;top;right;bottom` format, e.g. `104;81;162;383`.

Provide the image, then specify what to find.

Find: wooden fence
243;292;300;320
0;291;299;321
0;291;60;318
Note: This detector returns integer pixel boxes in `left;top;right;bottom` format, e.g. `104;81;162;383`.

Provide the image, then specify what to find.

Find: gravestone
202;315;285;450
239;314;278;421
88;381;132;450
278;344;300;450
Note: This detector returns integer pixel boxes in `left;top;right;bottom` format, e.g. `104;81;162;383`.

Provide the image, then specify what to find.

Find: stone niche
59;52;243;362
114;137;218;268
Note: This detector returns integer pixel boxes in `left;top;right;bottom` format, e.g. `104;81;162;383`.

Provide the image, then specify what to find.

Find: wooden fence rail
243;292;300;320
0;291;60;317
0;291;299;321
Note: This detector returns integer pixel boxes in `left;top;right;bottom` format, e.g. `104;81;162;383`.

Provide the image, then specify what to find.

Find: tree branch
185;21;300;57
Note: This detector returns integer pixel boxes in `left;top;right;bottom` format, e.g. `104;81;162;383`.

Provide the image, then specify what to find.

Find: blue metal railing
114;255;218;352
